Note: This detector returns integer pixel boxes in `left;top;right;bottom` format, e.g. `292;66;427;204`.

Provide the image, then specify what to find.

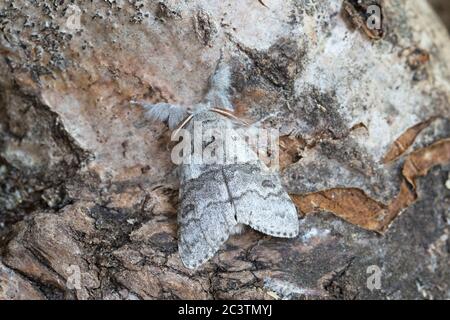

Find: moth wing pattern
216;111;300;238
223;162;300;238
177;111;299;269
178;164;238;269
177;112;238;269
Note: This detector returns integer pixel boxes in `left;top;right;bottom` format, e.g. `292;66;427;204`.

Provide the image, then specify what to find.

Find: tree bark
0;0;449;299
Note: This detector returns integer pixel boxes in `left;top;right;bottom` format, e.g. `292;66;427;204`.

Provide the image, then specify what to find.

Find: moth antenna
211;108;248;126
131;101;188;130
210;58;231;93
205;58;233;111
173;114;194;138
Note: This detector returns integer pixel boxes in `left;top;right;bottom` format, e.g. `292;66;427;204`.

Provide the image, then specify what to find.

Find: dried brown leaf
383;117;437;163
402;138;450;189
291;138;450;232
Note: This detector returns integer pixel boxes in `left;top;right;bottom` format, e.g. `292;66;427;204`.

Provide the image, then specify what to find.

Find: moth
133;59;299;269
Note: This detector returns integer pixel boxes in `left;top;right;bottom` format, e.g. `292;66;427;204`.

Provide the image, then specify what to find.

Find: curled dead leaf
402;138;450;189
383;117;437;163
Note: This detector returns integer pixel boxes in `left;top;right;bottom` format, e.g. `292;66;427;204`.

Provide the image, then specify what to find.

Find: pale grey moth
133;59;299;269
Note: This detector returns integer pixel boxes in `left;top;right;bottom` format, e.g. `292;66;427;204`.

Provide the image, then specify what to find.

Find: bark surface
0;0;449;299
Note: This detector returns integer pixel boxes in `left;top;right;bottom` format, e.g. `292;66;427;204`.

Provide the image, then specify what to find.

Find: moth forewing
178;167;237;269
